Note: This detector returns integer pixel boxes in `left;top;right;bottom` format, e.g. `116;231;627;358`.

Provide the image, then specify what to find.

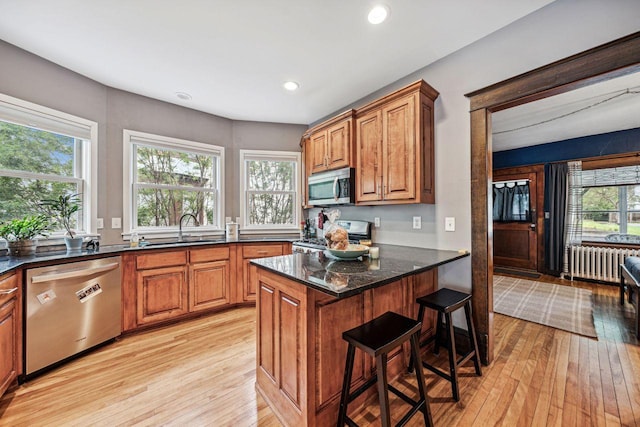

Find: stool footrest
346;376;378;404
388;384;427;427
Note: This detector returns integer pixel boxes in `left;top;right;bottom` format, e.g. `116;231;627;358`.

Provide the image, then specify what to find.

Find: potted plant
0;215;51;256
40;193;83;251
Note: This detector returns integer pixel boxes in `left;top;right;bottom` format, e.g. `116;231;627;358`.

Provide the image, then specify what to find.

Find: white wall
310;0;640;291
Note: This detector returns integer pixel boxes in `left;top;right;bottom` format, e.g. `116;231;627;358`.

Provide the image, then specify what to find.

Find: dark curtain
493;183;530;221
544;163;568;275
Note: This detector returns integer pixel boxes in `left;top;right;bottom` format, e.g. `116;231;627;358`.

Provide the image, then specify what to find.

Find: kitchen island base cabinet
254;266;436;426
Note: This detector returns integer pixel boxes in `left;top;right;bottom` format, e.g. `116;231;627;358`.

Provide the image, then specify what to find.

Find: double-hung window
0;93;97;237
123;130;224;237
581;165;640;243
240;150;300;231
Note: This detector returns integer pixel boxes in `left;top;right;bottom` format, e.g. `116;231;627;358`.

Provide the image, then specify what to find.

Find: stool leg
410;331;434;427
376;352;391;427
434;311;443;355
445;312;460;401
464;301;483;376
337;344;356;427
408;304;425;373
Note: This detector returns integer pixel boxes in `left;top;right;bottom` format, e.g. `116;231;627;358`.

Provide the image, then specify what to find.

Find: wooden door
326;120;350;170
0;298;18;396
493;172;538;271
382;94;416;201
356;110;382;202
310;131;328;173
189;260;230;312
136;265;188;325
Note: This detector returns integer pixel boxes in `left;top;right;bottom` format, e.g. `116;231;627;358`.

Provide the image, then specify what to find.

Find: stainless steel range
293;219;372;254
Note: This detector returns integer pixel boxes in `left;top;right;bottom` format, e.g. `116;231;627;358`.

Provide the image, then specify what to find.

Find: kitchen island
251;245;468;426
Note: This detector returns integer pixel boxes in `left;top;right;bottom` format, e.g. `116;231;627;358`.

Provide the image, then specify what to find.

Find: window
240;150;300;231
123;130;224;236
492;181;530;222
0;93;97;237
581;165;640;242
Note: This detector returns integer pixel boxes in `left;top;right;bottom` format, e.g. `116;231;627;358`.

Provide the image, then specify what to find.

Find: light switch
96;218;104;229
111;217;121;229
445;217;455;232
374;217;381;227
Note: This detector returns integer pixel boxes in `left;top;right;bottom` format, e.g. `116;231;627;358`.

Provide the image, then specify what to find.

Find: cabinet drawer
190;246;230;263
136;250;188;270
242;244;284;259
0;273;18;307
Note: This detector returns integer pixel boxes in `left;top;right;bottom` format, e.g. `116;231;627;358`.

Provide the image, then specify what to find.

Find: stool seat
409;287;482;401
338;311;433;427
416;288;471;313
343;311;421;357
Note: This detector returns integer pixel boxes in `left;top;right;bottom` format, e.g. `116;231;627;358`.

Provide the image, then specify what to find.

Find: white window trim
123;129;225;238
239;149;301;234
0;93;98;240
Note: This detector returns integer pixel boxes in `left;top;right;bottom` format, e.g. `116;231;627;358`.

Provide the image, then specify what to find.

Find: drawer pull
257;251;269;255
261;286;274;294
0;287;18;295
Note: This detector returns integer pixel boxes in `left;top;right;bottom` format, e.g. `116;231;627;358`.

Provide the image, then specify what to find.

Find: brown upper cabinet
356;80;439;205
306;110;355;174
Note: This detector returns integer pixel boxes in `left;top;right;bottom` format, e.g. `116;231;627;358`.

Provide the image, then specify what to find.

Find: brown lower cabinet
123;242;291;331
0;271;21;396
241;243;287;302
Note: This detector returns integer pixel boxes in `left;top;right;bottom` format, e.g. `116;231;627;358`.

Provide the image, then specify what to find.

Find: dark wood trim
470;108;493;364
468;32;640;365
466;31;640;112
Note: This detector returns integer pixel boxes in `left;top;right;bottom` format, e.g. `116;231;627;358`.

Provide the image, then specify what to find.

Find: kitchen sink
140;238;225;247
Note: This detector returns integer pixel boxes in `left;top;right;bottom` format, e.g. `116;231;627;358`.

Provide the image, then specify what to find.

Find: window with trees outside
581;165;640;243
240;150;300;230
0;93;96;238
123;130;224;236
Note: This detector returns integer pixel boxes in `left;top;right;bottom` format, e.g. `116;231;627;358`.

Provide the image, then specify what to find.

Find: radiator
569;245;640;282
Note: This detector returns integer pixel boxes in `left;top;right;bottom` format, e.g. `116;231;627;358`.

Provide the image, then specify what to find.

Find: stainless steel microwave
308;167;355;205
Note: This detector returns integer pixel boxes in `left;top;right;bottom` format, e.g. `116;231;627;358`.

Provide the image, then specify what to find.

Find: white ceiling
0;0;554;124
492;70;640;152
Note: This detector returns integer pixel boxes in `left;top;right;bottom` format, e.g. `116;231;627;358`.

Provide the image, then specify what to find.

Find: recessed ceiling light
175;92;192;101
283;81;300;91
368;5;389;24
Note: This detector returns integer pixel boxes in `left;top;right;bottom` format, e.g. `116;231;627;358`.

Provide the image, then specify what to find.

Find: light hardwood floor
1;277;639;426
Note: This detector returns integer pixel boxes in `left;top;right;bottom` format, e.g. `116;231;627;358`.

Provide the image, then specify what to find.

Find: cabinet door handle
282;296;298;307
0;287;17;295
261;286;274;294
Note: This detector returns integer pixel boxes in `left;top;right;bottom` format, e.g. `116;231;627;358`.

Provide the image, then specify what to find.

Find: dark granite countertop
0;236;298;275
251;244;470;298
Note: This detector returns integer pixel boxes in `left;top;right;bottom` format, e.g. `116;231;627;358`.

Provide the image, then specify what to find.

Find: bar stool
408;288;482;401
337;311;433;427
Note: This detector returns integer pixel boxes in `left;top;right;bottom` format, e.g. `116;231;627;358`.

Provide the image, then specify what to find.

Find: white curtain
562;161;583;278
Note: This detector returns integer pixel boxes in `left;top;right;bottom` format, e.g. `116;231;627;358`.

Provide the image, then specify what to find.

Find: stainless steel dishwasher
25;256;122;376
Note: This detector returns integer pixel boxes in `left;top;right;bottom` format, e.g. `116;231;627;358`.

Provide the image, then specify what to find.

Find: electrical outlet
111;217;121;229
374;217;381;227
225;217;231;224
445;217;455;232
413;216;421;229
96;218;104;229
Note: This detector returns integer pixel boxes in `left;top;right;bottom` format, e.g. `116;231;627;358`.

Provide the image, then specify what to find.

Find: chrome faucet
178;213;199;242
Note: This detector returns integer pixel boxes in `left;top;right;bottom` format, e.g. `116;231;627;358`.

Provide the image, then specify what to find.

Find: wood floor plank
1;275;640;426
